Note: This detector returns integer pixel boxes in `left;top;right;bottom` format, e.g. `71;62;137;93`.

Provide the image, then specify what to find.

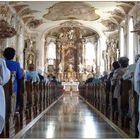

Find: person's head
28;64;35;71
112;61;120;70
52;76;56;80
135;54;140;63
103;71;108;76
3;47;15;60
118;57;129;68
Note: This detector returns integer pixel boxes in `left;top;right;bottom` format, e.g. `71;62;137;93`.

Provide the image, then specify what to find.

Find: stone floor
21;93;122;138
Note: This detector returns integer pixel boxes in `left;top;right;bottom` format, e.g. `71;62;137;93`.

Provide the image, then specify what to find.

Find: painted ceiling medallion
43;2;100;21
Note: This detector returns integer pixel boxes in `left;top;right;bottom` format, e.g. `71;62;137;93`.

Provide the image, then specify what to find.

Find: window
47;41;56;65
128;17;134;64
85;42;95;65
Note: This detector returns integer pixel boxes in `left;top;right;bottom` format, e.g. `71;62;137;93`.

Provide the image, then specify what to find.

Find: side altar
62;81;79;92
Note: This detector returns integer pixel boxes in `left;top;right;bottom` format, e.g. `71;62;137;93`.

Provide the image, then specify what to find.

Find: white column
36;34;45;73
119;27;125;57
127;17;134;64
5;38;10;48
100;37;106;74
17;28;24;68
97;39;100;66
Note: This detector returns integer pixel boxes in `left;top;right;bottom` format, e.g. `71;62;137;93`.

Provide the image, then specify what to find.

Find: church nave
0;1;140;138
21;93;122;138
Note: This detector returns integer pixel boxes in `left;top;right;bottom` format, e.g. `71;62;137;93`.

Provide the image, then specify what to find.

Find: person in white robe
134;57;140;137
0;58;10;134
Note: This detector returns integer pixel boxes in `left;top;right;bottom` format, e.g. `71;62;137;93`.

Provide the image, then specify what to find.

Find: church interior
0;1;140;138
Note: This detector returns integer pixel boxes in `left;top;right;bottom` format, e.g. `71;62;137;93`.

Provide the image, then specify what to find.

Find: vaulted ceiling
0;1;136;37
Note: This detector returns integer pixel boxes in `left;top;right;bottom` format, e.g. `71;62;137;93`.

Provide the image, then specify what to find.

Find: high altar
44;21;98;82
56;25;85;82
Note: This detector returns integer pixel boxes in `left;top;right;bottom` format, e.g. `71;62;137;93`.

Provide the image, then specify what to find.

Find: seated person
3;47;23;112
37;69;44;81
3;47;23;96
100;71;108;82
134;57;140;138
85;74;94;84
44;75;51;84
106;61;120;89
123;54;140;80
111;57;129;112
50;76;58;85
26;64;40;82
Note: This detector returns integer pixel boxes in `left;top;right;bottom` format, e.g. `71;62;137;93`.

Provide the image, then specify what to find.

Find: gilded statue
67;64;75;81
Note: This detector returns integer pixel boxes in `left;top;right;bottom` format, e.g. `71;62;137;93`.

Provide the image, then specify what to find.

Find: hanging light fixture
0;4;16;38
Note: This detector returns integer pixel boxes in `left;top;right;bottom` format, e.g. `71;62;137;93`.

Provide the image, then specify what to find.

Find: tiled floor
22;93;122;138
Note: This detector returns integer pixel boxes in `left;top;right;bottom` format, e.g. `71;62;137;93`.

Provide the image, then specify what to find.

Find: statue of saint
59;62;63;73
67;64;74;81
78;63;83;73
68;64;74;72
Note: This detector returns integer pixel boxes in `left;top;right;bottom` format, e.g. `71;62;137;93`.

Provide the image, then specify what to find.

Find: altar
62;81;79;92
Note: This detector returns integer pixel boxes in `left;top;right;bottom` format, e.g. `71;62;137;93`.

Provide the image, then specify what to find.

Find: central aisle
22;93;122;138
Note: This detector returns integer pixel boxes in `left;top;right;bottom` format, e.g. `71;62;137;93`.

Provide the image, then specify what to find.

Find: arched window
47;41;56;65
128;17;134;64
85;42;95;65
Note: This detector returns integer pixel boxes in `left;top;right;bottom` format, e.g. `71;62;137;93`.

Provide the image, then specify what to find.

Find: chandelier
0;4;16;38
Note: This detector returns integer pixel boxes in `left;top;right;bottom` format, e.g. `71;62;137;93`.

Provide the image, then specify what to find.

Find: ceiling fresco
43;2;100;21
0;1;134;35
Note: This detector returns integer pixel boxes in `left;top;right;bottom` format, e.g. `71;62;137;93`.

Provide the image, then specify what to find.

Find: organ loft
0;1;140;139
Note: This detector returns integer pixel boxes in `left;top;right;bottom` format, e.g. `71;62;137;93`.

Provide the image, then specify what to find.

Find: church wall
127;2;140;61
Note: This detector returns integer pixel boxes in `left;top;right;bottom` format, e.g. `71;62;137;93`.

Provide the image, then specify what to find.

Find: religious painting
64;47;77;72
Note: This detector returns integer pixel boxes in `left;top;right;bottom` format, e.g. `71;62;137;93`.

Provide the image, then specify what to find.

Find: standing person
134;57;140;137
111;57;129;114
3;47;23;111
0;58;10;133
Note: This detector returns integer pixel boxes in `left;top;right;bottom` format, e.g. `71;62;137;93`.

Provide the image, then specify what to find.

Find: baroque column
36;34;45;72
17;28;24;68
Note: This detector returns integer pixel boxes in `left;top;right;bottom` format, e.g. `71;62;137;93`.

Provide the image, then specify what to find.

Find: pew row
0;75;63;138
79;79;139;138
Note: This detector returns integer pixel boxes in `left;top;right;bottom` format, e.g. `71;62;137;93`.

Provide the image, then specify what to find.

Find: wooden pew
105;81;110;118
128;85;139;137
32;82;39;117
118;79;131;128
25;80;34;121
2;73;16;138
39;81;44;113
14;77;27;132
